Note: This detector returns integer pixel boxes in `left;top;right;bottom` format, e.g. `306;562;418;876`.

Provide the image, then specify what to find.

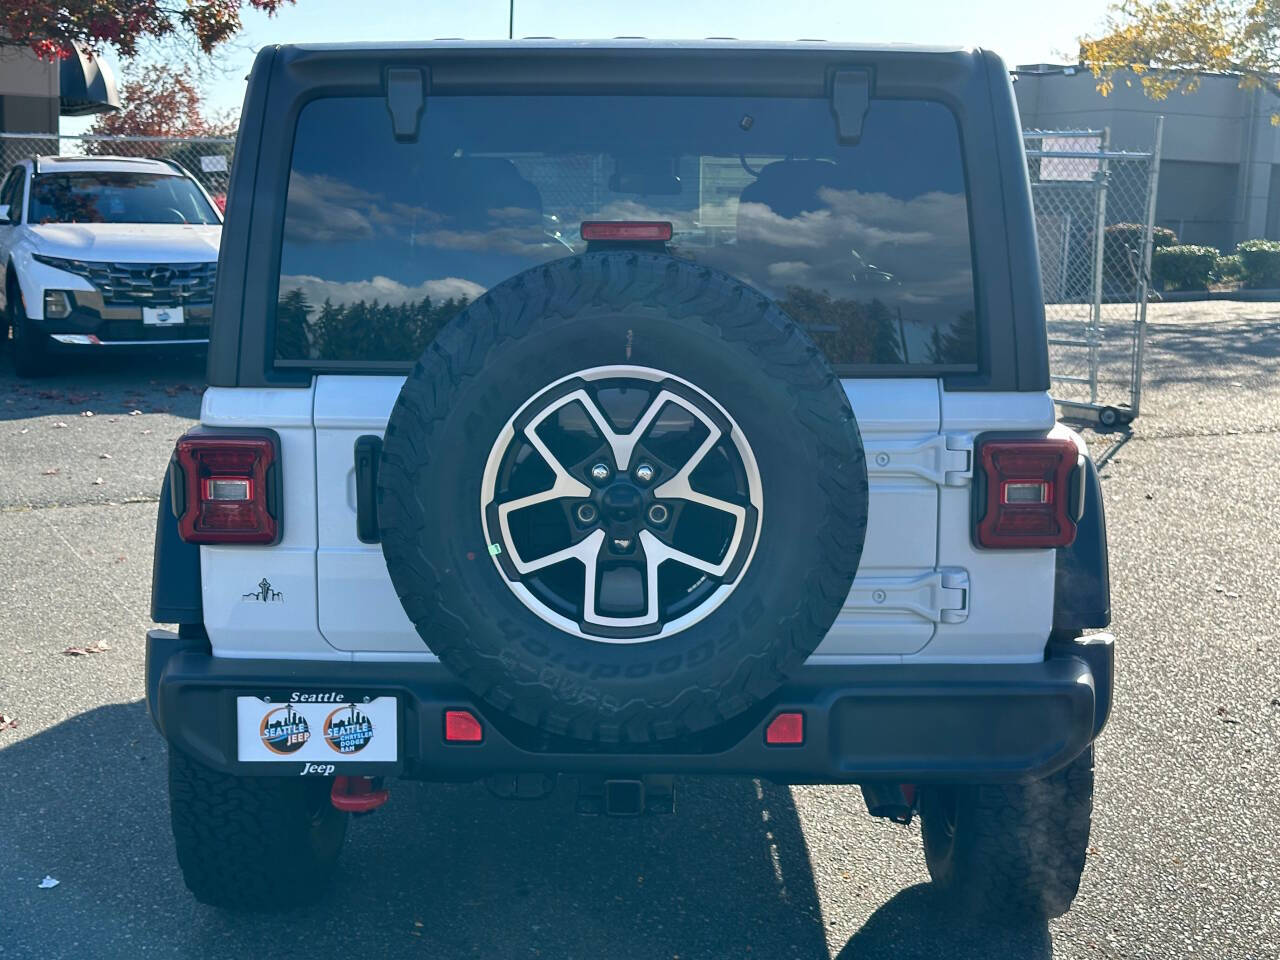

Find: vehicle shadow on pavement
2;703;1050;960
835;884;1051;959
0;350;205;421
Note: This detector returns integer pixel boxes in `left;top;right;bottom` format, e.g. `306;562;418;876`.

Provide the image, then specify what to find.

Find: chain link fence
0;132;237;211
1024;121;1163;426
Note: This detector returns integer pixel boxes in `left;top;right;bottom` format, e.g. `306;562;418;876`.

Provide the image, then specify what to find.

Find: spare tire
378;253;867;743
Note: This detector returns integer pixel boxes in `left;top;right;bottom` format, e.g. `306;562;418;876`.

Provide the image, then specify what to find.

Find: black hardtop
208;40;1048;392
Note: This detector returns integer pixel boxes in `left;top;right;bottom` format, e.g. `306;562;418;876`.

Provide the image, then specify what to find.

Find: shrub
1237;239;1280;289
1213;254;1243;284
1151;244;1219;291
1105;222;1177;257
1104;224;1178;292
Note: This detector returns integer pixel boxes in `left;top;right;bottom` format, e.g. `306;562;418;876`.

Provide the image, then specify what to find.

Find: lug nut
647;503;669;525
576;503;598;524
590;463;611;482
634;463;655;484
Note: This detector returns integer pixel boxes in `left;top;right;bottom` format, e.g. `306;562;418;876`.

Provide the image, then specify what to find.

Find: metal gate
1024;120;1163;427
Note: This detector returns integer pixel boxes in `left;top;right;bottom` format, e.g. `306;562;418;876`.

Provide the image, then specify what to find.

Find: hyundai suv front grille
34;256;217;306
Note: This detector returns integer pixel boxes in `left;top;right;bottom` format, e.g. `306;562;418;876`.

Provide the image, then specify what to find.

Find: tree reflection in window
275;287;470;362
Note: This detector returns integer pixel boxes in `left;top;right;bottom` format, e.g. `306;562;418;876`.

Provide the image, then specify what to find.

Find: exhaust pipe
860;782;916;825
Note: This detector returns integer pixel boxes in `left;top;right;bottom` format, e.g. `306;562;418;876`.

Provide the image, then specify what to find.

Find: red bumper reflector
580;220;673;241
444;709;483;743
765;712;805;746
330;775;389;813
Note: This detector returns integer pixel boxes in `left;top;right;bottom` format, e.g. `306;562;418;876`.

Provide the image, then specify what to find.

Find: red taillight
444;709;483;743
976;439;1080;549
173;433;279;544
580;220;673;242
765;712;805;746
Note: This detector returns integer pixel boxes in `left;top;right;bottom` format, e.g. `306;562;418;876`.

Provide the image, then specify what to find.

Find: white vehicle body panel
200;377;1061;666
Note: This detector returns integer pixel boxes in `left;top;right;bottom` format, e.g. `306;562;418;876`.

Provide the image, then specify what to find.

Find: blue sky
73;0;1116;127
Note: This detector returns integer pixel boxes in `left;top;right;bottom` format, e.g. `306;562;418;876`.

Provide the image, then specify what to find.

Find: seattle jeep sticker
259;705;310;754
236;696;399;764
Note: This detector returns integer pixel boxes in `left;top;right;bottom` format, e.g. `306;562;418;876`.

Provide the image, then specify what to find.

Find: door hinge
864;434;973;487
846;568;970;624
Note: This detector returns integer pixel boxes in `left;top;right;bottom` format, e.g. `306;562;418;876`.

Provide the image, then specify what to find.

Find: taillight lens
173;433;280;544
975;439;1080;549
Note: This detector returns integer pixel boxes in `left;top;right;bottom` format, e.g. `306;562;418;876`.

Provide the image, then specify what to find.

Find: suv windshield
29;171;220;226
276;94;977;372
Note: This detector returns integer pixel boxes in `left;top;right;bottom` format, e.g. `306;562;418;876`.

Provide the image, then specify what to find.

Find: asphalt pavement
1;306;1278;960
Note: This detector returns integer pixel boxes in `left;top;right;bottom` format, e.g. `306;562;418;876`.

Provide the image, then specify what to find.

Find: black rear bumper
145;629;1113;785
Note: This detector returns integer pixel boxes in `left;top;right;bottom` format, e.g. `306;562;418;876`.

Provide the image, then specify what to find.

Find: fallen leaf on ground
19;427;29;434
92;477;105;485
38;876;59;889
63;640;110;656
52;421;67;429
81;410;94;417
42;468;59;476
99;452;112;460
129;410;142;416
0;715;18;731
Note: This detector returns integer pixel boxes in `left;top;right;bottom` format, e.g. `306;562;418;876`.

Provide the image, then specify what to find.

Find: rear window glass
275;94;977;371
29;172;219;225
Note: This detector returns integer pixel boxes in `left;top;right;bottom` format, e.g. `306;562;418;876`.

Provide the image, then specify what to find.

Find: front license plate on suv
236;696;398;763
143;306;184;326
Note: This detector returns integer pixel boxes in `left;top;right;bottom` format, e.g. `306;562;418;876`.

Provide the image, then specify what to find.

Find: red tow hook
330;775;389;814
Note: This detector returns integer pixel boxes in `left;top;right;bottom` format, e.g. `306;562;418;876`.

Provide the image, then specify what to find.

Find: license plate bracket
236;695;398;763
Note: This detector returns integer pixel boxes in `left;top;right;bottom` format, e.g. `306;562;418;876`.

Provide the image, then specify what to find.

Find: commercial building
1014;64;1280;252
0;42;118;134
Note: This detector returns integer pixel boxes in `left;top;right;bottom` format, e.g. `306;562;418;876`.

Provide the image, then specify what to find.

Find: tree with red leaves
1;1;293;61
88;63;236;138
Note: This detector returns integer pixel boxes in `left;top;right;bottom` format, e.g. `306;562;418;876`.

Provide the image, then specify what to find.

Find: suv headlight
32;254;88;274
43;290;73;319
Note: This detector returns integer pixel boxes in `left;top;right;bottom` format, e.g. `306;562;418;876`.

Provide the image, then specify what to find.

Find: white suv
0;155;222;376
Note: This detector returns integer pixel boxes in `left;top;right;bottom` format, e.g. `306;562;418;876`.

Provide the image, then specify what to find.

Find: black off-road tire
378;252;868;744
918;746;1094;920
167;749;348;911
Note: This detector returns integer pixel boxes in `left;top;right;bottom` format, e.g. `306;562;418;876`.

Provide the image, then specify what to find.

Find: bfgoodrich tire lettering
378;253;869;743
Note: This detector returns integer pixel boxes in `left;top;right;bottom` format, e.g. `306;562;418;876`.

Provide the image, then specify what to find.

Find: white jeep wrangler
146;40;1114;920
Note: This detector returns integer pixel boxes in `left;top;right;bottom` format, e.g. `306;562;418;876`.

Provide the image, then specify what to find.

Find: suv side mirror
0;204;10;222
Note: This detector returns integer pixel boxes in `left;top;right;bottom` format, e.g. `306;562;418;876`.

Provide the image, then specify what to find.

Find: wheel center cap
600;481;643;521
